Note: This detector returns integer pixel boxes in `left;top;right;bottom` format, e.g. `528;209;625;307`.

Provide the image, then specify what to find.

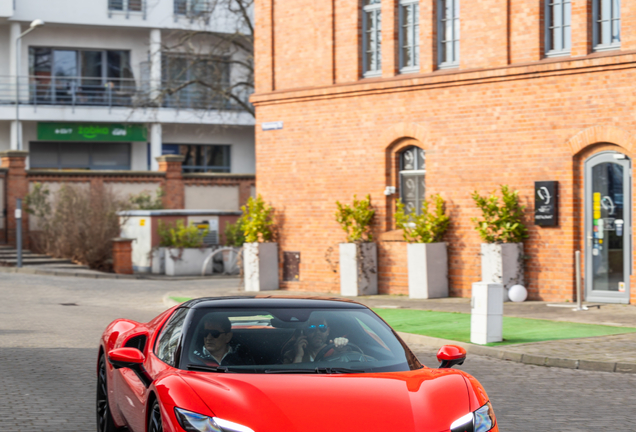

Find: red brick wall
253;56;636;301
253;0;636;303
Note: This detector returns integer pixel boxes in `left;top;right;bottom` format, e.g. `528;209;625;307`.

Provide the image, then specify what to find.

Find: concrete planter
481;243;524;302
244;242;279;291
222;247;241;275
151;247;165;275
165;248;213;276
408;242;449;299
339;243;378;296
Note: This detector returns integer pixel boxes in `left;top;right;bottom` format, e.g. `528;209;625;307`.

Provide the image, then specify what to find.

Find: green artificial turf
373;308;636;346
170;296;192;303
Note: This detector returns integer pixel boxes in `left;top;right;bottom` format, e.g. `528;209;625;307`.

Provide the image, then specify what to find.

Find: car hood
180;368;470;432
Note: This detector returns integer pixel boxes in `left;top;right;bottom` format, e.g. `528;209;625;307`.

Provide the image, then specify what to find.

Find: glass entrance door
585;152;631;304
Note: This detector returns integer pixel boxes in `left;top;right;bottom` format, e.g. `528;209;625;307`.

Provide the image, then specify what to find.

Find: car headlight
450;402;495;432
175;408;254;432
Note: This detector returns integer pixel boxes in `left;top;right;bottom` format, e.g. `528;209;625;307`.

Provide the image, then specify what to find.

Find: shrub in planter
395;194;450;299
163;220;213;276
335;195;377;296
222;219;245;275
25;182;128;271
472;185;529;300
241;195;278;291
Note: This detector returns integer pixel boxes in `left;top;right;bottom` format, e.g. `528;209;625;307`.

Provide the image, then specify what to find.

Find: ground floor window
162;144;231;173
30;142;131;170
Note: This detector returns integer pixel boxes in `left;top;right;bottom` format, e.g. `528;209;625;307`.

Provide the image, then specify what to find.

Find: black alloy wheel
97;354;119;432
149;400;164;432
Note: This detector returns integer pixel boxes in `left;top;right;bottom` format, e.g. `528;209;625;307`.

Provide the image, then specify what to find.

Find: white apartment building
0;0;255;174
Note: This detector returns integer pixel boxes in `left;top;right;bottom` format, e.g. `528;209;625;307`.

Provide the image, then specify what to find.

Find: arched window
400;146;425;215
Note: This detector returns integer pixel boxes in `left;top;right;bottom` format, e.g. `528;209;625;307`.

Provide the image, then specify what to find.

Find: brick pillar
156;155;185;209
1;151;29;248
112;238;134;274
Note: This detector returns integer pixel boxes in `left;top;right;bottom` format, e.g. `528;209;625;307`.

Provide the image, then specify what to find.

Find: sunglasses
305;324;328;334
204;330;226;339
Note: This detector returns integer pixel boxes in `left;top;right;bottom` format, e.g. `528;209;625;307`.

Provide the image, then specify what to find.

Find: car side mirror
108;347;145;370
108;347;153;387
437;345;466;369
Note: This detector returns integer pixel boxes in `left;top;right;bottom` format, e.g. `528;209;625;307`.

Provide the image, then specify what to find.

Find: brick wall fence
0;151;255;250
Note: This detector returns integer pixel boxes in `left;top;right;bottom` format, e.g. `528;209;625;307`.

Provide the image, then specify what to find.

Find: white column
150;123;162;171
10;24;22;149
9;23;20;82
10;121;22;151
149;29;162;102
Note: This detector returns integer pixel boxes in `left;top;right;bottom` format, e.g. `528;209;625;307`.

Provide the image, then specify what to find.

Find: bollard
470;282;504;345
16;198;22;268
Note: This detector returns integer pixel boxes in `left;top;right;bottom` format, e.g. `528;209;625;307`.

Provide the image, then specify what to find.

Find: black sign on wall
535;181;559;226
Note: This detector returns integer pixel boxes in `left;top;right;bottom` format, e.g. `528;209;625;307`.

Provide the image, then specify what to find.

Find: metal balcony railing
0;76;250;112
108;0;147;18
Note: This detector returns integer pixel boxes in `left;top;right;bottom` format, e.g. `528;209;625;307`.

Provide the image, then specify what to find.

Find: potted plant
164;220;213;276
395;194;450;299
150;220;172;274
223;218;245;275
472;185;529;301
335;195;377;296
241;195;278;291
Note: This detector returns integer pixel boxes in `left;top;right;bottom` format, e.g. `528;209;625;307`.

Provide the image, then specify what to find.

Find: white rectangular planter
165;248;213;276
244;242;279;291
340;243;378;296
470;282;504;345
408;242;449;299
151;247;165;275
481;243;524;302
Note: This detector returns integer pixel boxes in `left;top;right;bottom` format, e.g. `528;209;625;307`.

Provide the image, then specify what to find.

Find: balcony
0;76;250;112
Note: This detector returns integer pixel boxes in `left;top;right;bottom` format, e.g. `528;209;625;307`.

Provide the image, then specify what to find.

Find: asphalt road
1;273;634;431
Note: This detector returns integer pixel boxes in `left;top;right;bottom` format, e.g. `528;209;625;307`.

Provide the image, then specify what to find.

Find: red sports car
97;296;498;432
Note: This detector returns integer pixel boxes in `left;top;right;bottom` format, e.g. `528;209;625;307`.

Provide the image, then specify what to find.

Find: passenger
192;315;254;366
284;315;350;364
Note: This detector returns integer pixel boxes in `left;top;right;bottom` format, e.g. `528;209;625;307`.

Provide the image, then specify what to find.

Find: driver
284;315;350;364
192;315;254;366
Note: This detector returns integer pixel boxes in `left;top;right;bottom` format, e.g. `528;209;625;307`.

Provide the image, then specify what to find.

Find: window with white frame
437;0;459;68
545;0;571;56
362;0;382;77
593;0;621;51
400;147;426;216
108;0;144;13
399;0;420;73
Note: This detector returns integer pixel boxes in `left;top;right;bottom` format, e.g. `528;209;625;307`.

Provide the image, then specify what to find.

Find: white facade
0;0;255;173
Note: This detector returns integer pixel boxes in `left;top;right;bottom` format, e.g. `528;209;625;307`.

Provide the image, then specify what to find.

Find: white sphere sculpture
508;285;528;302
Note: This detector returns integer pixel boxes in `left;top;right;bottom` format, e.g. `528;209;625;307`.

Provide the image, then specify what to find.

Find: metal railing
108;0;147;19
0;75;249;112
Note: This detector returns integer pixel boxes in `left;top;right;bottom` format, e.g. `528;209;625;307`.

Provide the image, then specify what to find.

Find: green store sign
37;122;147;142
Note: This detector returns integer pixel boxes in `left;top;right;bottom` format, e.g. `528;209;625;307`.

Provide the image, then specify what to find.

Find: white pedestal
481;243;524;302
165;248;213;276
470;282;504;345
408;242;449;299
340;243;378;296
244;242;279;291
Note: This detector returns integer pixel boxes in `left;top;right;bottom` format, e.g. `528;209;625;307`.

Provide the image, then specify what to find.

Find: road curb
397;332;636;374
0;265;240;281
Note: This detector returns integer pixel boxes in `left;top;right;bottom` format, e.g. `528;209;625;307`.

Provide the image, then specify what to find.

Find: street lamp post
15;19;44;151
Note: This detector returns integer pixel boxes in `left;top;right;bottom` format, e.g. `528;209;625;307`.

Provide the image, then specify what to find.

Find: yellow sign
594;211;601;219
140;219;146;227
594;192;601;201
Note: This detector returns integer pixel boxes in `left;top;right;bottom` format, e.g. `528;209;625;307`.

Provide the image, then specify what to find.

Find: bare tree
151;0;255;117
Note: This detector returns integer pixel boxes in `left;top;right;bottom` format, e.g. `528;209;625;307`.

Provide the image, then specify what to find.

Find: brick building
252;0;636;304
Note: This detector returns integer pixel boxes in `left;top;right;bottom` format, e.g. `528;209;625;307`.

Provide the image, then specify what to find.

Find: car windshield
179;307;422;373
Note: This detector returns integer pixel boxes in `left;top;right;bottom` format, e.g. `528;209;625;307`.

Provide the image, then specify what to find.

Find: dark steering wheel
314;342;367;362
